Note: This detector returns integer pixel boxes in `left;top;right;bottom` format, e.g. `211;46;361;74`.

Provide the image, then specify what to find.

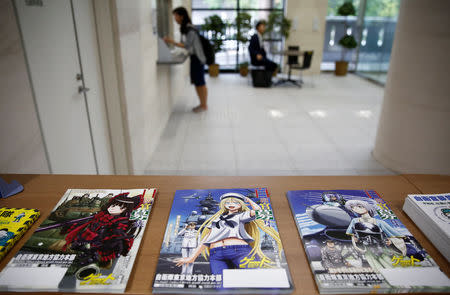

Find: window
322;0;400;84
192;0;286;71
356;0;400;84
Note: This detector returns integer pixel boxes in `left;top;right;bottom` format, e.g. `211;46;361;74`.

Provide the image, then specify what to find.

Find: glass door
322;0;400;84
355;0;400;84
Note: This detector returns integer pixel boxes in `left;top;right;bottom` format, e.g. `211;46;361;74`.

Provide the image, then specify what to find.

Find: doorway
14;0;113;174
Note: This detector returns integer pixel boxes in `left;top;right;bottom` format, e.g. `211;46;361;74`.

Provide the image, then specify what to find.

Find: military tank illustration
22;192;141;281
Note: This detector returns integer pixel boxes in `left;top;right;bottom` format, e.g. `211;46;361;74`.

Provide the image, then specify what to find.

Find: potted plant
234;12;252;74
202;14;226;77
335;1;358;76
266;11;292;40
265;12;292;73
239;62;249;77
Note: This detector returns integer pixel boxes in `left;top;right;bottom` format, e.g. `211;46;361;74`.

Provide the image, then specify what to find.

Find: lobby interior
0;0;449;177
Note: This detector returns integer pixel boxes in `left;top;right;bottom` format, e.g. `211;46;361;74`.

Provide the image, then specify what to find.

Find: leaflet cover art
153;188;293;294
0;188;157;293
287;190;450;294
403;193;450;262
0;208;40;261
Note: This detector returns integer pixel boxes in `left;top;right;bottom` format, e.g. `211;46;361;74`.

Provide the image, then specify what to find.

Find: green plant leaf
235;12;252;43
239;61;249;68
338;34;357;49
201;14;227;53
266;11;291;39
337;2;356;16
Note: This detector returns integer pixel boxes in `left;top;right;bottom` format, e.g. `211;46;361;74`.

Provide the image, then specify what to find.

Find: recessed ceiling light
269;109;285;119
356;110;372;118
308;110;327;118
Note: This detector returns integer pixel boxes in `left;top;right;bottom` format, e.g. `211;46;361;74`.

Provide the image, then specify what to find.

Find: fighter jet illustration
181;193;200;200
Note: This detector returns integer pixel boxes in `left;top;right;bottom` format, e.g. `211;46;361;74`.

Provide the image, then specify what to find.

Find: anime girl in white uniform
177;222;198;275
175;192;282;275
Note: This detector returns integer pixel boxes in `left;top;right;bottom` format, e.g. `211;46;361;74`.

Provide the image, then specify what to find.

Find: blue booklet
286;189;450;294
153;188;293;294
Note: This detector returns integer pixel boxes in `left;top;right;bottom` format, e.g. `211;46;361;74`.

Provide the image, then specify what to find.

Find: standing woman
164;7;208;113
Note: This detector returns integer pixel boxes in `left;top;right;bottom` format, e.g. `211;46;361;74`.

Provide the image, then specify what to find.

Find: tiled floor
144;73;395;176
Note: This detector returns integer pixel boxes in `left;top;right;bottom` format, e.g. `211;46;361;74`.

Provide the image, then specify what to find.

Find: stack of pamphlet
286;189;450;294
0;207;40;261
0;188;157;293
403;193;450;262
152;188;293;294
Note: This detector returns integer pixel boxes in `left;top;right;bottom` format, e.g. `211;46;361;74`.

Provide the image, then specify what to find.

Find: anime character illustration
0;189;156;293
0;228;14;246
345;199;406;271
320;240;369;273
342;245;364;268
174;192;282;275
320;240;346;269
434;206;450;222
13;212;25;223
287;190;450;293
60;192;142;277
153;188;293;293
442;208;450;219
177;222;198;275
322;192;346;207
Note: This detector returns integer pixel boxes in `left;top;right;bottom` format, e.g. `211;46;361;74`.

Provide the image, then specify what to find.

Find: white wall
286;0;328;75
170;0;191;103
112;0;176;174
0;0;49;173
0;0;198;175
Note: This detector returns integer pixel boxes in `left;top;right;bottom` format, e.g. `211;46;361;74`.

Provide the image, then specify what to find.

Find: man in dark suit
248;21;277;73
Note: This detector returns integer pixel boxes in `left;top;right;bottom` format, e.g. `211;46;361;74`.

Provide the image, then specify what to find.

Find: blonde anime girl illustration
175;192;282;274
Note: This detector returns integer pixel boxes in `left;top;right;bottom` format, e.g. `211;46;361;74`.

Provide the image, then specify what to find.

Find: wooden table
0;174;449;295
272;50;303;56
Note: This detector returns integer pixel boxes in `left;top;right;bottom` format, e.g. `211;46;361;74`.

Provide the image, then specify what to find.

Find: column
373;0;450;174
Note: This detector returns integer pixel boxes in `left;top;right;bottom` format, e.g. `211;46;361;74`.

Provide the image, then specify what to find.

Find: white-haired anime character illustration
345;199;406;271
174;192;282;275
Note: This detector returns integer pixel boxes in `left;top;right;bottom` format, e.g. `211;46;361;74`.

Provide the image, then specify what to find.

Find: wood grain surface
0;174;448;295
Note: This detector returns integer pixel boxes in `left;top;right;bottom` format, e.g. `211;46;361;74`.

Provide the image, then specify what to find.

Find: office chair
287;46;301;83
292;51;313;86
